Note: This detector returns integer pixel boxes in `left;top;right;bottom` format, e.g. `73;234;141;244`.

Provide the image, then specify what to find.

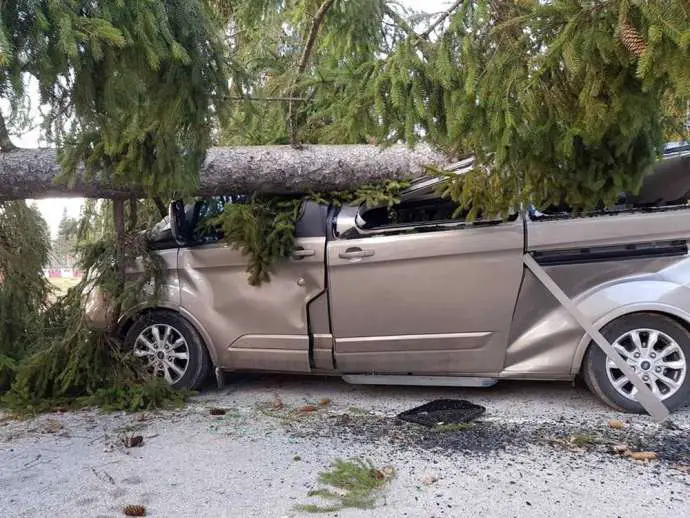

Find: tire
583;313;690;413
125;310;211;390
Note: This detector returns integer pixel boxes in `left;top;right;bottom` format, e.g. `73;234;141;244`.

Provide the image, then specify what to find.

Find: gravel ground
1;375;688;518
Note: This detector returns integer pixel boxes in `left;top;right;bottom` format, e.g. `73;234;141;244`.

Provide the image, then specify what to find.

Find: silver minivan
87;146;690;413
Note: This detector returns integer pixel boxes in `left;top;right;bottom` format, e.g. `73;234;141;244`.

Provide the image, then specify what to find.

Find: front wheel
583;313;689;413
125;310;211;390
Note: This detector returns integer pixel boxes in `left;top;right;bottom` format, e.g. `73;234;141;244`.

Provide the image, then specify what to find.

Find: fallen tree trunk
0;144;450;200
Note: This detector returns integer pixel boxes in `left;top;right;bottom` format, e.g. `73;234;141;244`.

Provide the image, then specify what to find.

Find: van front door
178;199;328;372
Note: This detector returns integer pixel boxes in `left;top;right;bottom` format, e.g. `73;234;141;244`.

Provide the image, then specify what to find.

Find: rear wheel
583;313;690;413
125;310;211;390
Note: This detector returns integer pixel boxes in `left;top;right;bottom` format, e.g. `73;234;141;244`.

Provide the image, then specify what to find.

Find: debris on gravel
285;408;689;465
608;419;625;429
296;458;395;513
123;504;146;516
628;451;658;461
421;471;439;485
42;419;63;434
1;377;688;517
121;434;144;448
396;399;486;427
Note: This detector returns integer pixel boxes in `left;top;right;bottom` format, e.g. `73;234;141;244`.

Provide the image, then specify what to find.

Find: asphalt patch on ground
286;412;690;466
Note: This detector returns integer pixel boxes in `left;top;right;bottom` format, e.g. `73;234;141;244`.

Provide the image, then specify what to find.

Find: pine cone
619;22;646;57
123;504;146;517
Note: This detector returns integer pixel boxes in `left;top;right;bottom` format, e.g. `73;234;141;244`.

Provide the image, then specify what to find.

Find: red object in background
44;268;82;278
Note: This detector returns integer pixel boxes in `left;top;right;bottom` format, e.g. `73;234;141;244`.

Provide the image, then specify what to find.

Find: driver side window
358;197;463;229
353;196;511;238
193;195;249;243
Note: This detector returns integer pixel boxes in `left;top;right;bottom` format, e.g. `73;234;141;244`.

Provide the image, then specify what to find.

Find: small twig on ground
22;454;42;468
91;467;116;485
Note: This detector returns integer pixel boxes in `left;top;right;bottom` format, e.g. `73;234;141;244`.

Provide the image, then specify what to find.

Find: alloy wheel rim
133;324;190;385
606;328;687;401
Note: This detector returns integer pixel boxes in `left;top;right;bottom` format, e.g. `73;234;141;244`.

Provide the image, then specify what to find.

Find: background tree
49;208;79;269
1;0;230;297
0;201;50;391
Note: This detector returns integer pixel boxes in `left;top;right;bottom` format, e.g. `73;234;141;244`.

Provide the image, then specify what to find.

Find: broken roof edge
415;143;690;206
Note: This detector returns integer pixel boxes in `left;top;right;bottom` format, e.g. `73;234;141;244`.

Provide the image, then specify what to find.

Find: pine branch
227;96;308;102
288;0;336;146
295;0;337;82
383;1;463;48
0;111;17;152
383;5;420;41
420;0;464;40
110;199;126;333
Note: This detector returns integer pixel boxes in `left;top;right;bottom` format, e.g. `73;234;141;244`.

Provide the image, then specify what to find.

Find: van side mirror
169;200;189;245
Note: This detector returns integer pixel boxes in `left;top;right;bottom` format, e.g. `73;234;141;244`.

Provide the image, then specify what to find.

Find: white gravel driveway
1;376;688;517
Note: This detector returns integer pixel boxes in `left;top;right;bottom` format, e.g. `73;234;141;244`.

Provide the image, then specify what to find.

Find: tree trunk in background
0;145;450;200
108;199;126;334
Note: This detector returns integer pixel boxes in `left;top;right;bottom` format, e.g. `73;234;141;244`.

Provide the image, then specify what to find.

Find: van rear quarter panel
504;209;690;379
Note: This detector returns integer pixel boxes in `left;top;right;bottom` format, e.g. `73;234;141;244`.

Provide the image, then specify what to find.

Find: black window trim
335;201;514;240
532;239;688;266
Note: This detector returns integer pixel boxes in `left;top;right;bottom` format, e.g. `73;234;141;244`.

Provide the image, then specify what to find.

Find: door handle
338;247;375;259
292;248;315;259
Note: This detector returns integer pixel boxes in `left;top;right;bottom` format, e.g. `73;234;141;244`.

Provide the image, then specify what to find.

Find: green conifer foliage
1;0;229;196
212;1;688;280
438;0;690;212
211;179;410;285
221;1;689;211
0;1;229;411
0;202;50;391
218;0;402;145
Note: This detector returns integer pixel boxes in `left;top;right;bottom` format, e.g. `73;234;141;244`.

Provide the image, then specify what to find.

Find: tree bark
108;199;126;334
420;0;464;39
0;111;17;152
289;0;336;145
0;144;450;200
153;197;168;218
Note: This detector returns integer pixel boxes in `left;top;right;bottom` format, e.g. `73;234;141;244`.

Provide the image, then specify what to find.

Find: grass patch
570;433;598;447
48;277;81;300
296;458;395;513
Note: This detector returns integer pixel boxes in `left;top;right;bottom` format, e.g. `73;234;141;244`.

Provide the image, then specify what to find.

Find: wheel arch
118;305;219;367
570;303;690;374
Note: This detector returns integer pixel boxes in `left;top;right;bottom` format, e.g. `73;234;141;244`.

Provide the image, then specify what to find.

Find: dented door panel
178;236;326;372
